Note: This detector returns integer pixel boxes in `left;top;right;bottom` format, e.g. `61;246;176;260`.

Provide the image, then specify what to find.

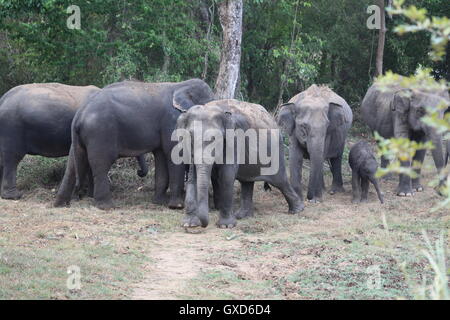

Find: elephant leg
234;181;254;219
289;138;304;199
360;177;369;203
86;166;94;198
217;165;237;228
351;171;361;203
411;148;426;192
152;149;169;205
211;169;221;210
0;152;24;200
167;161;185;209
381;155;393;180
267;162;305;214
329;155;345;194
182;164;202;227
397;159;413;197
0;155;3;189
88;149;116;210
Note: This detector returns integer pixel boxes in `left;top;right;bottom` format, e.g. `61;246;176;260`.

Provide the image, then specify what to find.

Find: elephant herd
0;79;448;229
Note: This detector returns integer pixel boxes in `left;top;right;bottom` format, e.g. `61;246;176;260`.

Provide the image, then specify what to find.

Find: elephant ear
276;103;295;136
173;86;197;112
328;103;345;131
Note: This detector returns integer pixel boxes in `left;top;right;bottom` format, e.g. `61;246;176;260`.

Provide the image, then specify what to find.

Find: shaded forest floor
0;138;449;299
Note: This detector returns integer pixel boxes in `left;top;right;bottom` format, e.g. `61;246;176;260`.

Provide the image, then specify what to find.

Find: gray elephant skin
361;82;449;196
277;84;353;202
54;79;214;210
0;83;148;200
349;141;383;204
177;99;304;229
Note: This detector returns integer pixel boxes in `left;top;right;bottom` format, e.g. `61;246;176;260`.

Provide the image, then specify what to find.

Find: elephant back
206;99;277;130
2;83;100;110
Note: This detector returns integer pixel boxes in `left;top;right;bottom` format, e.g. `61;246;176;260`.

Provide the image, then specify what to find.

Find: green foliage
1;0;448;110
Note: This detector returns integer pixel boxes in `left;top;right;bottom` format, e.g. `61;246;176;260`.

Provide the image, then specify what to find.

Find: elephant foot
352;198;360;204
1;189;23;200
288;201;305;214
168;198;184;210
397;186;414;197
360;198;369;203
217;216;237;229
329;185;345;195
54;198;70;208
182;215;202;228
152;193;168;206
95;199;114;211
307;197;322;204
412;183;424;192
234;208;254;220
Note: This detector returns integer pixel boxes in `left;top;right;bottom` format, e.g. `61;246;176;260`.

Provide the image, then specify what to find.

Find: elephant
0;83;148;200
349;141;383;204
361;82;449;196
54;79;215;210
176;99;304;229
277;84;353;203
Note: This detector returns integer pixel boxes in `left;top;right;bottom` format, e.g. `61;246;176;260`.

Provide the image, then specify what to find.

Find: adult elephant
54;79;215;210
0;83;148;200
177;99;304;229
361;82;449;196
277;85;353;203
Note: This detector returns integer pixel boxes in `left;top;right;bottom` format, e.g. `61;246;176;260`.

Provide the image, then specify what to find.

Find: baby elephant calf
349;141;384;204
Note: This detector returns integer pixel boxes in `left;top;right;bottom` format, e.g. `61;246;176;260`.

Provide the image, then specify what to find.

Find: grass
0;149;449;300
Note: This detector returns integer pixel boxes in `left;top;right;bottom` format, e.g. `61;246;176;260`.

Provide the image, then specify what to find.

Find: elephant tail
136;154;148;177
71;121;86;192
445;141;449;167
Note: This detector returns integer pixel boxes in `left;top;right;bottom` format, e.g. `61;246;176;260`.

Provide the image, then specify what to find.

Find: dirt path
132;229;241;299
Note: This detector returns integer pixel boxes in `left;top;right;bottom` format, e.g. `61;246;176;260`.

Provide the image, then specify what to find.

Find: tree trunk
215;0;243;99
375;0;386;77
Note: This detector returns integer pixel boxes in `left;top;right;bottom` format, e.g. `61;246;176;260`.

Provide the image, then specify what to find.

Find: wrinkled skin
349;141;383;204
177;99;304;229
277;85;353;203
361;82;449;196
0;83;148;200
54;79;214;210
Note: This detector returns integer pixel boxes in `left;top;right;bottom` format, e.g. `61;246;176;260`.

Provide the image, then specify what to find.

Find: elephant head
277;85;349;200
391;88;449;171
176;103;236;227
172;79;216;112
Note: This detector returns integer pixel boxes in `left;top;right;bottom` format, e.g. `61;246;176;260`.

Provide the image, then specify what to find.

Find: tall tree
376;0;386;76
214;0;243;99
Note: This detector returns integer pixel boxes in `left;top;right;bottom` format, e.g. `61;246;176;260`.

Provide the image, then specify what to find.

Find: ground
0;144;448;300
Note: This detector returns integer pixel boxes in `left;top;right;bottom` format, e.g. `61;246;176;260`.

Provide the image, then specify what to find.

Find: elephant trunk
307;138;325;200
369;175;384;204
195;163;212;227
